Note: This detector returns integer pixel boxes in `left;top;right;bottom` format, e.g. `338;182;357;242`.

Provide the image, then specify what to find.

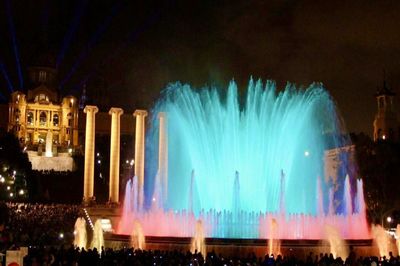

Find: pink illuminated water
118;177;369;239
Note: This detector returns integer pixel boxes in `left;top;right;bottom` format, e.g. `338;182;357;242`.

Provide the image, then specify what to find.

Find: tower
373;80;399;141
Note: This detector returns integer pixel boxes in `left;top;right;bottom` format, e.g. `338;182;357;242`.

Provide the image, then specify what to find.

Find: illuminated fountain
325;224;349;259
45;130;53;157
268;218;281;255
371;224;390;257
130;220;146;250
190;219;206;256
118;79;369;240
91;220;104;251
73;217;87;249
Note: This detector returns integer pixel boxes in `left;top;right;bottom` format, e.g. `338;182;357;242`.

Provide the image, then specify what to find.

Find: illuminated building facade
8;64;79;148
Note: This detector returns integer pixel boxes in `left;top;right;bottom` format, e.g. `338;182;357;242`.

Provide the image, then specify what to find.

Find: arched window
14;108;20;122
39;111;47;126
67;113;73;127
53;114;59;126
27;112;34;125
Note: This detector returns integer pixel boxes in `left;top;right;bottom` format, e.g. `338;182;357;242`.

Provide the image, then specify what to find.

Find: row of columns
83;106;167;206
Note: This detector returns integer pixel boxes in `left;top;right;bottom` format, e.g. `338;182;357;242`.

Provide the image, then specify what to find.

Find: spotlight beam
5;0;23;89
71;7;163;95
56;0;89;68
0;62;15;93
59;2;123;90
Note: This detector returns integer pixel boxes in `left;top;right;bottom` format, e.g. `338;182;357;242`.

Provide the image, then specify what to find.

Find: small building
373;81;399;141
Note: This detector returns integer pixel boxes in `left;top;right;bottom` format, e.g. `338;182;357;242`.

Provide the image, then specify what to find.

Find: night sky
1;0;400;135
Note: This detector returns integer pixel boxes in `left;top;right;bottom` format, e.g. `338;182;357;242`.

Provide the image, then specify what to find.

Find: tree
351;132;400;225
0;132;31;201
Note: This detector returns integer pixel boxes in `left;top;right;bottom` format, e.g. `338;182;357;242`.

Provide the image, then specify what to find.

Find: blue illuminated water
145;79;348;215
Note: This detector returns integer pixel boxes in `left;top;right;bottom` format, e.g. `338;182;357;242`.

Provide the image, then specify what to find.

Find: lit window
39;112;47;126
27;112;34;125
67;113;72;127
53;114;59;126
15;109;20;123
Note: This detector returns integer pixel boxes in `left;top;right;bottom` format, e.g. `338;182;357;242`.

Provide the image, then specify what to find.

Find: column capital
133;109;148;117
109;107;124;116
84;105;99;114
158;112;167;119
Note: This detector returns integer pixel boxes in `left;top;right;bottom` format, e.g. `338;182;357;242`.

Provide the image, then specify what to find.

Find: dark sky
1;0;400;135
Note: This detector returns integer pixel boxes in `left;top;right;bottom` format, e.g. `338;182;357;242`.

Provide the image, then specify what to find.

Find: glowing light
304;150;310;157
382;135;386;140
6;186;10;190
0;177;4;183
9;192;13;197
97;160;101;164
387;216;392;223
59;233;64;239
19;189;24;195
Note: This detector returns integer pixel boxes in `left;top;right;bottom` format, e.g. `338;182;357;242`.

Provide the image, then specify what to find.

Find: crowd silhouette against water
2;202;400;265
11;247;400;266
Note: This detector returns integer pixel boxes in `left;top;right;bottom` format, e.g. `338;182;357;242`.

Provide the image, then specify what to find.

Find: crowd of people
18;246;400;266
1;202;80;249
2;202;400;265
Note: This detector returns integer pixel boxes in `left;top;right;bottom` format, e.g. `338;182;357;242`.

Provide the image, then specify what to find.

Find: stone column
133;109;147;209
109;107;123;204
83;105;98;204
158;112;168;203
